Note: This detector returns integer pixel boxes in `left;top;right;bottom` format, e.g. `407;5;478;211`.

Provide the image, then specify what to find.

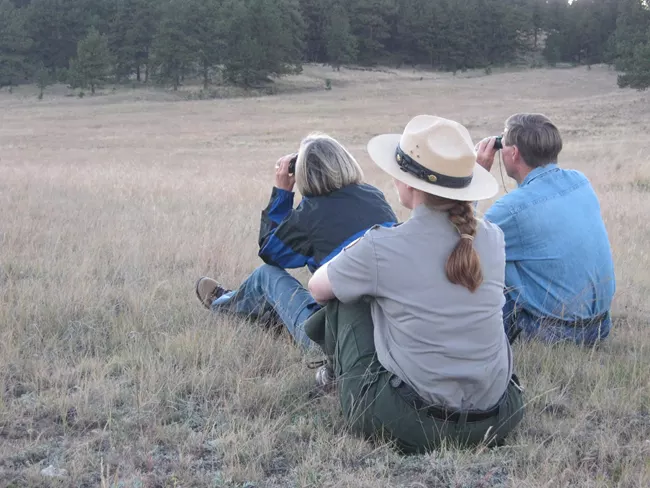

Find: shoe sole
195;276;213;310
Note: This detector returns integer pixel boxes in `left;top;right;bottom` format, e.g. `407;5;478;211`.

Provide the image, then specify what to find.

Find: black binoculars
494;136;503;150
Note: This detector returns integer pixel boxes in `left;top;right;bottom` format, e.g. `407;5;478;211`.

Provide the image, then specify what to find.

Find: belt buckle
389;374;403;388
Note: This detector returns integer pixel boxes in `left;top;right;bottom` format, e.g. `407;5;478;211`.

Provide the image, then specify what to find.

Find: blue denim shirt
484;164;616;326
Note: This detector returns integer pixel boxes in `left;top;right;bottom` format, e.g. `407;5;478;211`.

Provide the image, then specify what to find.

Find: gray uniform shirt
327;204;513;410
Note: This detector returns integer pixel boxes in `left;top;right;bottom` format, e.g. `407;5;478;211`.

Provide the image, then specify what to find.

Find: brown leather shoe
195;276;231;309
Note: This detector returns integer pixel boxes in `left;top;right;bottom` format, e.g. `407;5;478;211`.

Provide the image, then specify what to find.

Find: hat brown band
395;146;473;189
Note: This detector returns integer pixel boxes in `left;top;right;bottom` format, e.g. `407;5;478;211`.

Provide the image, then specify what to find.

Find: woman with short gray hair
295;132;364;197
195;132;397;350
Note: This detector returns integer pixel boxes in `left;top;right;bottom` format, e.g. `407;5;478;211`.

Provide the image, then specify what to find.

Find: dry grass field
0;64;649;487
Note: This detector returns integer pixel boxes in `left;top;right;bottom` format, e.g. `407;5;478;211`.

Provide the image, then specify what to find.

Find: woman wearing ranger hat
306;115;525;453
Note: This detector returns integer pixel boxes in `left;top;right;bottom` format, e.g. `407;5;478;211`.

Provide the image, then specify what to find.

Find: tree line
0;0;649;94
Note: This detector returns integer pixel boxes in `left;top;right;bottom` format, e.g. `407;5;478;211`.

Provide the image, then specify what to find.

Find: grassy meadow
0;64;649;487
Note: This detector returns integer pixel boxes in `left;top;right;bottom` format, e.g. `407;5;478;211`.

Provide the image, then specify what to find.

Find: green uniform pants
304;299;525;454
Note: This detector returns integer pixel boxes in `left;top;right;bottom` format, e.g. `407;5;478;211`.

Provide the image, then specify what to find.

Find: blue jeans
503;296;611;346
211;264;320;350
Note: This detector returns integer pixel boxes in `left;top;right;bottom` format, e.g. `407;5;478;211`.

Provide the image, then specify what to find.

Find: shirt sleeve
258;187;295;245
484;199;525;261
258;191;313;269
326;232;378;303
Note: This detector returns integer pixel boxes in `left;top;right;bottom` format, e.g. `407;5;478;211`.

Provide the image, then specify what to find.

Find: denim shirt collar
520;163;559;187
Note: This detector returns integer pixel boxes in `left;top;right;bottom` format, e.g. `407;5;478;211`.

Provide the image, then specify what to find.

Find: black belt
545;311;609;328
390;374;520;423
508;311;609;344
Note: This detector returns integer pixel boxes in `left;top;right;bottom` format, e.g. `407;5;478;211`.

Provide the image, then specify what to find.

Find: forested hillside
0;0;648;92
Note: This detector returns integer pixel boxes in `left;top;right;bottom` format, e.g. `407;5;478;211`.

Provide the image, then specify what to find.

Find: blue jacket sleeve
258;187;295;244
258;188;313;269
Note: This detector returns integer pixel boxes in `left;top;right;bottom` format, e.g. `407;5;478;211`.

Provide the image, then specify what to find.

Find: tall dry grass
0;65;648;487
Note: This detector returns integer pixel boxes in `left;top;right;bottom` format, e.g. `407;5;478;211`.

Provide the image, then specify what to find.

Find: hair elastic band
460;234;474;241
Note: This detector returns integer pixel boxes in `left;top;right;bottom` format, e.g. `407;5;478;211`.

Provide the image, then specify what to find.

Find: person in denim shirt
475;113;616;346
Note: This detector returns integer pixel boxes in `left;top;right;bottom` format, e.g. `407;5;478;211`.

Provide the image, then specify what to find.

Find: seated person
195;132;397;349
475;113;616;346
306;115;524;453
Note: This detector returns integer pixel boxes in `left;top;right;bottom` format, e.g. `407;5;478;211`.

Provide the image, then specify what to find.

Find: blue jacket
258;183;398;273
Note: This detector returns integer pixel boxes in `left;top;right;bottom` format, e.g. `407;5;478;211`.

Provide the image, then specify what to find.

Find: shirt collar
411;203;449;222
520;163;558;187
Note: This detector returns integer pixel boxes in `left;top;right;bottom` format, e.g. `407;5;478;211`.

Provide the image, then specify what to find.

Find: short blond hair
295;133;364;197
504;113;563;168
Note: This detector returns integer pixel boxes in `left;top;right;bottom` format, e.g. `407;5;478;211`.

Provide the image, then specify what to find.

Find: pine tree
35;63;50;99
569;0;619;65
152;0;196;90
484;0;530;66
186;0;227;89
543;0;578;64
348;0;396;65
610;0;650;71
299;0;328;62
325;3;357;69
617;29;650;89
438;0;474;71
529;0;544;50
223;0;304;87
26;0;90;73
393;0;428;67
0;0;33;89
108;0;158;83
69;27;113;94
418;0;456;69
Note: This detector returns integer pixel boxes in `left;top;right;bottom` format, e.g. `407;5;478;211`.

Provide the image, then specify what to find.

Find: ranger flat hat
367;115;498;201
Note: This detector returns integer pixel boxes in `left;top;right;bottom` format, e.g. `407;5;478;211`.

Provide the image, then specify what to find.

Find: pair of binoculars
289;154;297;174
494;136;503;150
